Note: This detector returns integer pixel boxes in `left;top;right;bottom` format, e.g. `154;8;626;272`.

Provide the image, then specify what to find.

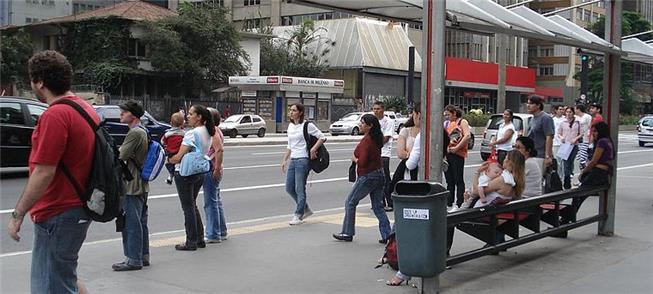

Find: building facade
1;0;118;26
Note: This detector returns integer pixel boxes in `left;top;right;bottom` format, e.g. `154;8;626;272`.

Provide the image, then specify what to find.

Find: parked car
330;112;366;136
0;97;48;169
479;113;533;161
94;105;170;145
386;111;409;133
637;115;653;147
219;114;266;138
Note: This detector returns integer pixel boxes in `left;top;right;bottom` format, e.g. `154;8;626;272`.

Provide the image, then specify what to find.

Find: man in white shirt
372;101;395;211
551;105;566;177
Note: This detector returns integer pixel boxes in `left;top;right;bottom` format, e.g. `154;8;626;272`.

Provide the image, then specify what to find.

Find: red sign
266;77;279;83
445;57;535;89
334;80;344;87
282;77;293;84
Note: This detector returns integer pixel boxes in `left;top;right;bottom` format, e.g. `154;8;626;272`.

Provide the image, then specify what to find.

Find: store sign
229;76;345;88
229;76;272;85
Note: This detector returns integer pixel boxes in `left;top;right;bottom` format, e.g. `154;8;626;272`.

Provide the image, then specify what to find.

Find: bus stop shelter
290;0;653;292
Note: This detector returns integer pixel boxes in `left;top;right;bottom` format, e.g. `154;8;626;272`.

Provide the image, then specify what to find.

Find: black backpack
544;159;563;193
303;121;329;173
54;99;128;223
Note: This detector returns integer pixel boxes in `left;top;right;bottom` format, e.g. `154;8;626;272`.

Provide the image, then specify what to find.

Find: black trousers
382;157;392;207
445;153;466;207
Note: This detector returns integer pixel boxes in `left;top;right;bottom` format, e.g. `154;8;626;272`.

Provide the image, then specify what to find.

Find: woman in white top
388;110;420;195
514;136;543;198
281;103;326;226
489;109;516;166
169;104;214;250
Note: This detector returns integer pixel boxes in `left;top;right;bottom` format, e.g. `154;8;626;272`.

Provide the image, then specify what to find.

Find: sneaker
289;215;302;225
449;206;461;213
165;176;173;185
112;261;142;271
220;235;228;241
447;206;453;213
206;238;221;244
460;201;471;209
301;208;313;220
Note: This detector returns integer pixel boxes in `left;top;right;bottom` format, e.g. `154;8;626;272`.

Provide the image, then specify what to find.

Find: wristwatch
11;211;23;220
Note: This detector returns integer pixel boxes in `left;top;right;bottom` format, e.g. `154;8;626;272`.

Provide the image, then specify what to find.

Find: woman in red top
333;114;391;243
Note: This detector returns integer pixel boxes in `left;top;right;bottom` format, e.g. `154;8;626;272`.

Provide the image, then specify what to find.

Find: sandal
386;276;409;286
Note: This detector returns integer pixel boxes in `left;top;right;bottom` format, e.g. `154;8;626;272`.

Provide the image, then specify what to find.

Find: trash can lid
392;181;448;199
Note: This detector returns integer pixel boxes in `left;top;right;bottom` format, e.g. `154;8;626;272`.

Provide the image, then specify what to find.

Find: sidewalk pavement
2;170;651;293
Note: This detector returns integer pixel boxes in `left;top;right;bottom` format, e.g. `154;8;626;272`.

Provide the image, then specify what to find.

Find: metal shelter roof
622;38;653;64
272;18;422;72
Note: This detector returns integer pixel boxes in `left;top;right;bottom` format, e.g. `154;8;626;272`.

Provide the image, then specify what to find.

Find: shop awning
290;0;621;54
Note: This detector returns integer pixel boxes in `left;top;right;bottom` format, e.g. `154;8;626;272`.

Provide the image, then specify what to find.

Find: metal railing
445;185;610;266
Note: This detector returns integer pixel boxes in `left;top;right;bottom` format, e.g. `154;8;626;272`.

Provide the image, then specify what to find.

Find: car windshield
642;118;653;127
224;115;243;123
341;113;361;121
487;115;523;131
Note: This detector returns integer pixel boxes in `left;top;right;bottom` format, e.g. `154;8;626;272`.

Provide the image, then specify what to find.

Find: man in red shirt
7;51;98;293
589;103;604;143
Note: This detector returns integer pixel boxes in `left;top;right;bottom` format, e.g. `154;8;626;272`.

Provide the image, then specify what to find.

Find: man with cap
112;100;150;271
589;103;604;143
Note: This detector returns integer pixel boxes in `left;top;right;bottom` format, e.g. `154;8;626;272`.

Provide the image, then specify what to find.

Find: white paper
557;143;574;161
403;208;430;220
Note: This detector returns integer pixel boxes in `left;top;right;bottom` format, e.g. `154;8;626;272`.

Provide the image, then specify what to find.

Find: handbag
179;130;210;177
348;161;357;182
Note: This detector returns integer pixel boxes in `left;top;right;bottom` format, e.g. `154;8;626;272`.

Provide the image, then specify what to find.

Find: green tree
260;19;335;77
382;96;408;114
1;29;34;88
582;11;651;114
60;17;136;91
143;1;249;96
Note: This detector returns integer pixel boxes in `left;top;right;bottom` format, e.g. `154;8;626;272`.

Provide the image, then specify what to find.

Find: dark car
0;96;48;169
94;105;170;146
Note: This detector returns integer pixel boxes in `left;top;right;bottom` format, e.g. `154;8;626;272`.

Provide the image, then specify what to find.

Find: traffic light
581;54;589;62
579;50;589;97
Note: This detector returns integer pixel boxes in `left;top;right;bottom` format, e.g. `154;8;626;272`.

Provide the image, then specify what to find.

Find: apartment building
1;0;119;26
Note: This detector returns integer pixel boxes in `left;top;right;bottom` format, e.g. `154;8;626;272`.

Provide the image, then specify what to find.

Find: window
243;0;260;6
128;38;147;58
0;103;25;125
73;3;80;13
240;116;252;124
592;12;599;22
576;9;583;20
101;108;121;123
25;18;32;23
538;65;554;76
317;101;329;120
528;48;537;58
540;46;554;57
26;104;46;125
584;10;591;21
253;117;262;122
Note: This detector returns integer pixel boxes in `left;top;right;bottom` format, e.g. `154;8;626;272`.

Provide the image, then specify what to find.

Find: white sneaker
289;215;302;225
301;208;313;220
447;206;453;213
449;206;461;213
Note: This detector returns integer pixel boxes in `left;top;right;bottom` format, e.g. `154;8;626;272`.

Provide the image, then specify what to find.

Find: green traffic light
581;55;588;61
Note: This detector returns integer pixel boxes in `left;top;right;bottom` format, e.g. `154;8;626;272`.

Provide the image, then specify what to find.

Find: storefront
228;76;344;133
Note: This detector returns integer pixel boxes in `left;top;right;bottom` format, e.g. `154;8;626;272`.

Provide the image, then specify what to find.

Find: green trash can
391;181;448;277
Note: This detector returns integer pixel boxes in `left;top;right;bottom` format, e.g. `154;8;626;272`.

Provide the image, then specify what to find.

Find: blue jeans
562;145;578;189
341;169;391;240
122;194;149;266
174;173;205;246
285;158;311;216
31;206;91;294
203;172;227;240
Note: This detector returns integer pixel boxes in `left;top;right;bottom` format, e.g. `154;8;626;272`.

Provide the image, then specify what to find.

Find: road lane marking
616;163;653;171
251;148;357;155
0;205;373;258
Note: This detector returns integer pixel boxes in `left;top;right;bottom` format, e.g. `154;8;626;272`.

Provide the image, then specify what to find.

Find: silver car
219;114;267;138
637;116;653;147
329;112;366;136
479;113;533;161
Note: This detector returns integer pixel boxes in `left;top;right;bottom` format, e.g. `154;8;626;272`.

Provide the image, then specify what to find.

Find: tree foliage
1;29;34;87
583;12;651;114
143;1;249;96
60;17;136;90
382;96;408;114
260;19;335;77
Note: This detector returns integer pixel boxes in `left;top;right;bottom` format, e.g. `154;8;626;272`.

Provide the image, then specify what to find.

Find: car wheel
257;128;266;138
396;124;404;134
640;140;645;147
229;130;237;138
351;127;360;136
481;152;489;161
332;133;338;136
468;133;475;150
242;134;249;138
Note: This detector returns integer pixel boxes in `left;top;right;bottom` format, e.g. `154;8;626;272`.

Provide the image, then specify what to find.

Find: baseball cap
590;102;602;111
119;100;144;118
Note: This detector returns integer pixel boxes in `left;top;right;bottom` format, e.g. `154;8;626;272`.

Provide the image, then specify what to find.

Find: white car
637;115;653;147
330;112;366;136
219;114;267;138
390;112;409;133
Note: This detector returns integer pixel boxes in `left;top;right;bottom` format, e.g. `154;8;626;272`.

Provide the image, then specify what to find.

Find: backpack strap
303;121;311;152
51;99;97;199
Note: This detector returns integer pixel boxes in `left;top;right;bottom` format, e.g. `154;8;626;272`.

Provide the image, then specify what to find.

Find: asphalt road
0;133;651;256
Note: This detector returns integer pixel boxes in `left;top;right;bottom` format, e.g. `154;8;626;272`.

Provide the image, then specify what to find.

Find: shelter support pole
599;0;622;236
497;34;508;113
419;0;446;291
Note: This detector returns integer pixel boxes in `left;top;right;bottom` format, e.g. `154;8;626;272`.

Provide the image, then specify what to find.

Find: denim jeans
174;172;205;246
31;206;91;294
203;172;227;240
382;157;392;207
340;169;391;240
285;158;311;216
122;193;149;266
